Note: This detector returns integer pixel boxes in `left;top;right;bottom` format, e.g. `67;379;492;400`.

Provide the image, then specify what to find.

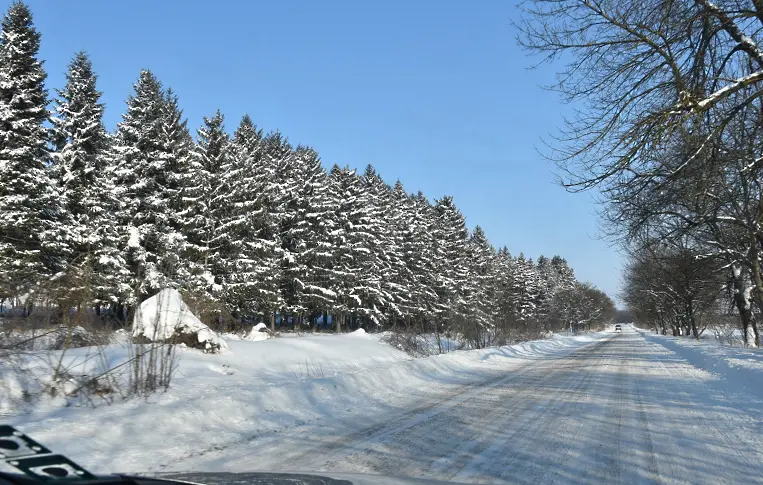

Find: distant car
615;324;622;332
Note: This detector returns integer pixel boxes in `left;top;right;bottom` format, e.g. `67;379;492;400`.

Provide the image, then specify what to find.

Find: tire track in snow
303;339;611;481
161;329;763;485
447;343;605;484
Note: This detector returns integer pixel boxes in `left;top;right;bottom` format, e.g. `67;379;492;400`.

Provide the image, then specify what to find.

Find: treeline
622;246;725;339
0;2;614;342
519;0;763;346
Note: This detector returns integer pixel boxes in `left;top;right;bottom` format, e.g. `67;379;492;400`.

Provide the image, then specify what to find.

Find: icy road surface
169;327;763;485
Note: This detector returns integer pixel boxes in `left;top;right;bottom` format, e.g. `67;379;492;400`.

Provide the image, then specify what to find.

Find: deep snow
5;325;763;484
637;327;763;402
1;329;606;475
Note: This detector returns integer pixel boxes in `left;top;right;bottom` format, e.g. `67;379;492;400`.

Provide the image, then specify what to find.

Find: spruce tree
329;165;383;327
494;246;517;335
511;254;542;329
154;88;194;292
386;180;414;324
113;70;176;303
467;226;497;333
401;192;439;329
0;1;59;297
50;52;124;306
184;110;229;300
360;165;400;324
362;170;408;325
221;115;282;318
432;196;471;332
277;144;337;326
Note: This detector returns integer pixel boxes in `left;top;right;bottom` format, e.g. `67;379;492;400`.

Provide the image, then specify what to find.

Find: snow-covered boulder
132;288;228;353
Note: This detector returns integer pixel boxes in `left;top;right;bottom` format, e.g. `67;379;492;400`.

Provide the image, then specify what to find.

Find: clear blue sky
14;0;623;304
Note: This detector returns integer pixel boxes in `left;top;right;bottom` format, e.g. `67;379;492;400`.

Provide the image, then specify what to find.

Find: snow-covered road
169;327;763;485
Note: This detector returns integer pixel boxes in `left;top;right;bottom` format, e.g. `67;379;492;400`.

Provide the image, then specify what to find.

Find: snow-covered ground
5;324;763;484
637;326;763;401
1;328;606;475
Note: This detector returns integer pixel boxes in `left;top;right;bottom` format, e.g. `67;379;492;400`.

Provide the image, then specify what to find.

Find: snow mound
132;288;228;353
244;322;270;342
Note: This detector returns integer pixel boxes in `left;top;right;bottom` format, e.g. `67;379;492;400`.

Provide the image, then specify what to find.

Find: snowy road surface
167;327;763;485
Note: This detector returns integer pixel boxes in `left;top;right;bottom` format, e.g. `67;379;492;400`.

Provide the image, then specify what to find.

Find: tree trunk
731;265;755;346
750;235;763;347
689;311;699;340
751;317;760;348
270;312;275;333
434;319;443;354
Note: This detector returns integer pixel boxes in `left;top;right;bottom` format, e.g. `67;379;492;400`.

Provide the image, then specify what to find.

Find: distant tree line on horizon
0;1;614;345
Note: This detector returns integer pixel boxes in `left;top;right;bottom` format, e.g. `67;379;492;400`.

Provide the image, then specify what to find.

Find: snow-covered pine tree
260;131;297;320
467;225;498;341
184;110;229;301
511;253;542;332
50;51;124;307
159;88;194;284
534;255;553;324
386;180;415;326
361;165;405;325
329;164;384;328
361;168;408;325
494;246;517;336
536;254;576;329
550;255;576;291
113;70;178;304
401;192;439;330
432;196;471;335
278;144;337;327
0;1;59;298
220;115;282;319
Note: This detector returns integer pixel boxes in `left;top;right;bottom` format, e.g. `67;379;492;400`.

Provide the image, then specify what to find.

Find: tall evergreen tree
184;110;229;299
113;70;178;303
401;192;439;327
432;196;471;331
220;115;282;318
156;88;194;291
494;246;517;334
467;226;497;331
329;165;384;326
0;1;58;297
278;144;337;324
362;169;408;324
385;180;414;324
50;51;124;306
536;255;576;327
511;254;542;328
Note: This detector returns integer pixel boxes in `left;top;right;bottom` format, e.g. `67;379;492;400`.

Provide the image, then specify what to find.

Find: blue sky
16;0;623;304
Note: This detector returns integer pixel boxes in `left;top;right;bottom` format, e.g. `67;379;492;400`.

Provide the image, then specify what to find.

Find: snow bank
637;327;763;401
2;330;608;473
132;288;228;353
